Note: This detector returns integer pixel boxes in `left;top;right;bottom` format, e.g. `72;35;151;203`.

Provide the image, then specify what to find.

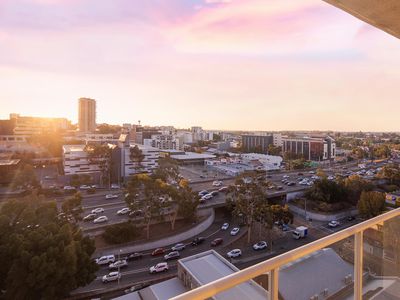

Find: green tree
129;145;145;173
61;192;83;222
85;144;113;187
267;144;281;156
0;194;97;299
102;221;139;244
344;175;374;205
378;164;400;184
358;191;386;218
11;164;39;190
305;178;348;204
153;157;180;183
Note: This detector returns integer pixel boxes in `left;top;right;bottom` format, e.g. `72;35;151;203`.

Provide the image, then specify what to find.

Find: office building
143;134;182;150
9;114;70;136
62;145;101;176
242;134;274;153
282;136;336;161
78;98;96;133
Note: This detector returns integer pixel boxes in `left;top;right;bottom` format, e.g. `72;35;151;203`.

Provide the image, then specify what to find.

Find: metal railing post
269;268;279;300
354;231;363;300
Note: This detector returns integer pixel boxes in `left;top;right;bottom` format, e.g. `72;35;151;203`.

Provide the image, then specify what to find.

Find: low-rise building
144;134;182;150
62;145;100;176
282;136;336;161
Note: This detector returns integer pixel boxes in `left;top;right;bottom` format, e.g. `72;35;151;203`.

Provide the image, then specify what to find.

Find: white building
143;134;182;150
120;143;160;178
62;145;100;176
240;153;283;171
273;133;283;147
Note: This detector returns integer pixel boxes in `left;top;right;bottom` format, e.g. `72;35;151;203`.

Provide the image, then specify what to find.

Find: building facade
9;114;70;136
282;136;336;161
78;98;96;133
62;145;100;176
241;134;274;153
143;134;182;150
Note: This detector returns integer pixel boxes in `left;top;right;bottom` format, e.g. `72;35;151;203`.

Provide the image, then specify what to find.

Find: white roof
179;250;267;300
171;152;216;160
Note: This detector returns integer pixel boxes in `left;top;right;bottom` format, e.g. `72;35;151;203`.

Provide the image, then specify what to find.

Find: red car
211;238;223;247
151;248;165;256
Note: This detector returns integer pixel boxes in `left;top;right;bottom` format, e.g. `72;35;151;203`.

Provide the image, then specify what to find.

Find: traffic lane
318;216;362;234
80;206;132;230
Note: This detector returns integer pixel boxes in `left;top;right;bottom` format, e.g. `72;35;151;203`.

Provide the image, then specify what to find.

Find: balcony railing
170;208;400;300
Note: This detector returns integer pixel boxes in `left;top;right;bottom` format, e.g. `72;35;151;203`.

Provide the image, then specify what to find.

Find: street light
118;249;122;286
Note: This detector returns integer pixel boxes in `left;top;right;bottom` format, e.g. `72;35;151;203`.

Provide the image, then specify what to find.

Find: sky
0;0;399;132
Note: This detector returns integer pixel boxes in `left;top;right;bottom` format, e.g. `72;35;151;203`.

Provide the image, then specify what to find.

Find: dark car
191;237;205;246
347;216;355;221
211;191;218;196
297;172;304;176
151;248;166;256
287;182;296;186
126;252;143;261
211;238;223;247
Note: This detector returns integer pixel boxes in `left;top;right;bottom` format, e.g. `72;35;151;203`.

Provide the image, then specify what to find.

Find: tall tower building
78;98;96;132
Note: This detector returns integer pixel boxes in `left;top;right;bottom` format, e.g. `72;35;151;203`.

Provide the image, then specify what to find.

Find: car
230;227;240;236
151;248;166;256
80;185;91;190
93;216;108;223
91;207;105;214
227;249;242;258
297;172;304;176
200;175;206;179
221;223;229;230
125;252;143;261
276;186;283;190
287;182;296;186
347;216;355;221
327;175;335;181
218;186;228;192
203;193;213;200
109;259;128;270
211;238;223;247
102;271;121;283
106;194;119;199
117;208;131;215
149;262;169;274
210;191;218;197
96;255;115;265
282;224;289;231
164;251;180;261
283;175;290;179
309;171;315;174
111;184;120;189
212;181;223;187
129;209;143;217
63;185;76;190
171;243;186;251
191;237;205;246
253;241;268;250
328;220;340;228
83;213;97;222
198;190;209;197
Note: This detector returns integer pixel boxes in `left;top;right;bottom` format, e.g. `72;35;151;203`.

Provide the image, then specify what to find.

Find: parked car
171;243;186;251
149;262;169;274
91;207;105;214
328;220;340;228
191;237;205;246
221;223;229;230
230;227;240;236
117;208;131;215
211;238;223;247
83;213;97;222
164;251;180;261
253;241;268;250
93;216;108;223
227;249;242;258
96;255;115;265
126;252;143;261
106;194;119;199
109;260;128;270
102;271;121;283
151;248;166;256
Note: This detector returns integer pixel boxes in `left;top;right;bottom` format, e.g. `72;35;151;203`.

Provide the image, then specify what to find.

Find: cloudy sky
0;0;399;131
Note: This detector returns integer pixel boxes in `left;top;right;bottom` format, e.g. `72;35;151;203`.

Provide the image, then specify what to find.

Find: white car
109;259;128;270
111;184;120;189
80;185;91;190
212;181;223;187
102;271;121;283
227;249;242;258
221;223;229;230
230;227;240;236
63;185;75;190
328;220;340;228
106;194;119;199
203;193;213;200
91;207;105;214
171;243;186;251
149;262;169;274
253;241;268;250
93;216;108;223
96;255;115;265
117;208;131;215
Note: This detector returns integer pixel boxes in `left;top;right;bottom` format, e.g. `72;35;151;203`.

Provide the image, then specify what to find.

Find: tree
316;168;327;179
226;175;268;243
0;194;97;299
358;191;386;218
61;192;83;222
28;131;65;157
267;144;281;156
11;164;39;190
153;157;180;183
378;164;400;184
129;145;145;173
344;175;374;205
102;221;139;244
85;144;113;187
305;178;348;204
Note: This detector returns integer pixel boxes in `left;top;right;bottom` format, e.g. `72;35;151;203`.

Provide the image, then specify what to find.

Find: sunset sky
0;0;399;131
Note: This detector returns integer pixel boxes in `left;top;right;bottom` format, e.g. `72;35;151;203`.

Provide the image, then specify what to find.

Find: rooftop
170;152;216;161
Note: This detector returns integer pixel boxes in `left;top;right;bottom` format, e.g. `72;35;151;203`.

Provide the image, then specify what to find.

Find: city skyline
1;0;400;131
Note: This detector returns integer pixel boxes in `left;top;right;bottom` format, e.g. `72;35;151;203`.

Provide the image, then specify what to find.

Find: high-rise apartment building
78;98;96;133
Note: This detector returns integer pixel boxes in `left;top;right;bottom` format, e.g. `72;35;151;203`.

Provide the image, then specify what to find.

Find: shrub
102;221;139;244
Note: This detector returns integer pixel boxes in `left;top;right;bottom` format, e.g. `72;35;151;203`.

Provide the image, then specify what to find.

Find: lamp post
118;249;122;286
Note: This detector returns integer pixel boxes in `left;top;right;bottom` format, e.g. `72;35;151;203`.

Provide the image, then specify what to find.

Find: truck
292;226;308;240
